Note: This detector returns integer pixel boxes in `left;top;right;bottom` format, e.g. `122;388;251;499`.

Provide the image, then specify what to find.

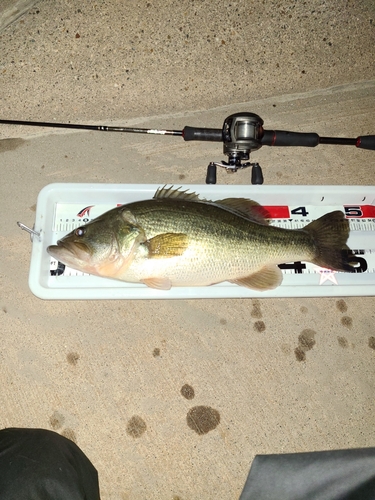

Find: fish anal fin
141;277;172;290
214;198;270;225
230;265;283;291
147;233;189;258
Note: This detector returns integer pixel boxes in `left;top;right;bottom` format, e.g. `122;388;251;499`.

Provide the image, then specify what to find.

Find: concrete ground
1;1;375;499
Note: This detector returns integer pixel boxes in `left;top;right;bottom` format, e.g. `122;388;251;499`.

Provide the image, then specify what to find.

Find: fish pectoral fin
141;277;172;290
147;233;189;258
230;265;283;291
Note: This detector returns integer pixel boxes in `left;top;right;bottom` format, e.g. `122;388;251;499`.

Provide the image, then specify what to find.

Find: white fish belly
118;239;309;286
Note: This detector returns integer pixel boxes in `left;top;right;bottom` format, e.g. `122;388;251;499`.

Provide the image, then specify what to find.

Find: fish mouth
47;239;91;265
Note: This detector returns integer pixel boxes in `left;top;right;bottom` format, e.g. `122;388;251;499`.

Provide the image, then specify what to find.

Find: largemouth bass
47;186;357;291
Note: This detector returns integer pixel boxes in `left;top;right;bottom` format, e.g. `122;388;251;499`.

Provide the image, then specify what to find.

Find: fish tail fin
303;211;357;272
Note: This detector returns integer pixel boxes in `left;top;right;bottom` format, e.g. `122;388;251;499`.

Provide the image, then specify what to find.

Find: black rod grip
262;130;320;147
356;135;375;151
319;136;356;146
182;126;222;142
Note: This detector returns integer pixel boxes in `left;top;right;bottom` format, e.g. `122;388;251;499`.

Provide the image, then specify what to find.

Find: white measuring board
28;183;375;300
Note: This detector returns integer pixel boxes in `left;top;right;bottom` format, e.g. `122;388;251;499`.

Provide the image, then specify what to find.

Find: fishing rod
1;113;374;184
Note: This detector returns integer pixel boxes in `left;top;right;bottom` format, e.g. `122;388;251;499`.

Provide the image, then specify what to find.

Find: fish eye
75;227;86;237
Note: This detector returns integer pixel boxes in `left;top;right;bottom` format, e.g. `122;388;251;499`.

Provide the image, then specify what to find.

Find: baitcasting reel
206;112;265;184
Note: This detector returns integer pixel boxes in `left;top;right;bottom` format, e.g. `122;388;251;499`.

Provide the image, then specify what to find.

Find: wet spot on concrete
337;336;349;348
336;299;348;313
295;329;316;361
254;320;266;332
341;316;353;329
2;306;7;313
50;411;65;430
294;347;306;362
220;318;227;325
251;299;262;319
61;428;77;443
67;352;80;365
178;174;186;180
153;348;160;357
300;306;308;314
181;384;195;400
298;329;316;350
186;406;220;435
368;337;375;350
126;415;147;438
0;138;26;153
29;204;36;212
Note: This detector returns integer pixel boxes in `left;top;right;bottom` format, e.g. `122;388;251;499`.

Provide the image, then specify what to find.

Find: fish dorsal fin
214;198;270;225
230;265;283;291
147;233;189;258
153;186;269;224
154;185;207;202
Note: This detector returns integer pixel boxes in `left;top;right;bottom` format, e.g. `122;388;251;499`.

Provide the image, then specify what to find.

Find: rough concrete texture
1;1;375;499
0;0;39;32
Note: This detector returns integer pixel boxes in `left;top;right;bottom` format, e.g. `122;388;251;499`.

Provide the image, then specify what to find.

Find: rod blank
0;119;182;136
1;118;374;150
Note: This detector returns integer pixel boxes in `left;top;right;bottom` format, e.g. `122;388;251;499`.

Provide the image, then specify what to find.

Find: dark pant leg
240;448;375;500
0;427;101;500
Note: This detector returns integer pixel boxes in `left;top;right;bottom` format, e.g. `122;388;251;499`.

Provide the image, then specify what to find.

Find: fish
47;186;358;291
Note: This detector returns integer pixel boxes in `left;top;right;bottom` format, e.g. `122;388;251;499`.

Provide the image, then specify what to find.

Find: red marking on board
221;204;290;220
77;205;94;217
344;205;375;218
358;205;375;218
262;206;290;218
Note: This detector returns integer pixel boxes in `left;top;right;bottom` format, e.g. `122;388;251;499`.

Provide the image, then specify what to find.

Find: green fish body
47;186;356;291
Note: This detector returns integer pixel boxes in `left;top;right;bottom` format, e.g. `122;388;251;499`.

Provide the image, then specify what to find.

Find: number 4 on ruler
291;207;309;217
